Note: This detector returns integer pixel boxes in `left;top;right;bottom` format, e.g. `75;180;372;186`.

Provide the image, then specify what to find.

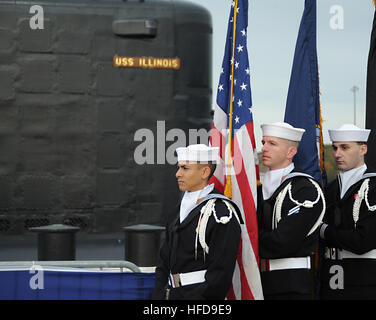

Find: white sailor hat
328;124;371;142
260;122;305;142
176;144;220;164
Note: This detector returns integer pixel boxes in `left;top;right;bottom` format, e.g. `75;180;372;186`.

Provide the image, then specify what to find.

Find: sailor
320;124;376;299
152;144;242;300
258;122;325;300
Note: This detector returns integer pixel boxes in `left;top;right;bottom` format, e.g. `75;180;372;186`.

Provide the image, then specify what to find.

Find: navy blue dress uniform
152;144;242;300
152;188;242;300
258;169;325;299
258;122;325;300
320;124;376;299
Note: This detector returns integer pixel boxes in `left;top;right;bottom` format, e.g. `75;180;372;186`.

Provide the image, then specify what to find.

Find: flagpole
224;0;239;199
317;68;326;187
350;85;359;126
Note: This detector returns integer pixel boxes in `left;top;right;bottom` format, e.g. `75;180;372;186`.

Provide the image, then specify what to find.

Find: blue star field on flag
216;0;253;133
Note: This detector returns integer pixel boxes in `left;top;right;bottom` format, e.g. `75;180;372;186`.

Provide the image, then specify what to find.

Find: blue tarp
0;268;155;300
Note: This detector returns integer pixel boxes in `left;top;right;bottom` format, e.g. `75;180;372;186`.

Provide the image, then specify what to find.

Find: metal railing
0;260;142;273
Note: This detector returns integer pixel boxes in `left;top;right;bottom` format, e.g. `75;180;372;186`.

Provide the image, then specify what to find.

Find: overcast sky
187;0;375;146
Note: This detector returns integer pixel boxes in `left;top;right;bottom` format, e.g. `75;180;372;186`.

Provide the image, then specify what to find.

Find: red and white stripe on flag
210;106;263;300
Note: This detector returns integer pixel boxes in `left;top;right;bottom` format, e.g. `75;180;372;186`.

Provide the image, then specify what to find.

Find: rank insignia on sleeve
287;205;300;216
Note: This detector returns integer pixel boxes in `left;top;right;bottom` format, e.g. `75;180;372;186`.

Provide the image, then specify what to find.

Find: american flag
209;0;263;300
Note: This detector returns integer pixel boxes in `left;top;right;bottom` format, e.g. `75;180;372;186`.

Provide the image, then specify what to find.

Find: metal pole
0;260;142;272
350;85;359;125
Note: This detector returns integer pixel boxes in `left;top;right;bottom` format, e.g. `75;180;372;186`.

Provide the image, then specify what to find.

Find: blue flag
284;0;326;184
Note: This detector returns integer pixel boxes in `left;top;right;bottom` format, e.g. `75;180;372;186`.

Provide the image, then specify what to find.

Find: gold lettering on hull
113;56;180;70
